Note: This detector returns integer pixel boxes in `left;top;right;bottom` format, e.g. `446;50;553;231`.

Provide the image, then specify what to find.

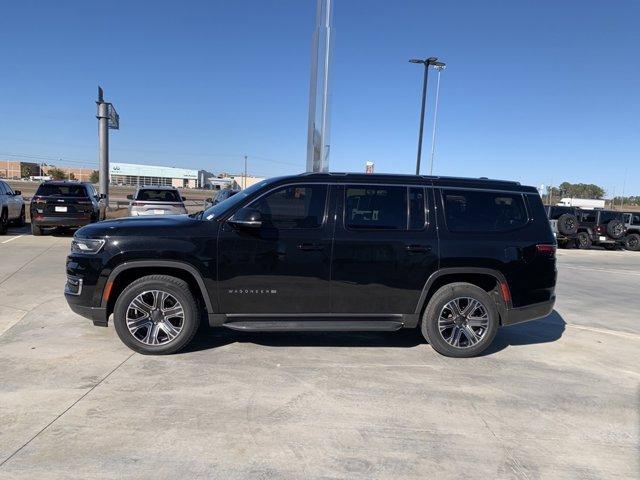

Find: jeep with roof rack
65;172;556;358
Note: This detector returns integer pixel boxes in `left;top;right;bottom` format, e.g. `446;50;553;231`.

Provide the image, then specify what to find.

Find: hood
76;214;210;239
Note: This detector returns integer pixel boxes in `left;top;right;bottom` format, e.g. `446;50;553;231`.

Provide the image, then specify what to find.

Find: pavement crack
0;352;135;468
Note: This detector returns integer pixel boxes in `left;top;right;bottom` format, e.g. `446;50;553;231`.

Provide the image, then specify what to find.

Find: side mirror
228;207;262;229
205;198;213;203
126;194;133;200
14;190;21;196
181;196;186;201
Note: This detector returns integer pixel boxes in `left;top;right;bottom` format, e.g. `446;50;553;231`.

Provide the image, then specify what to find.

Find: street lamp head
409;59;424;64
431;61;446;68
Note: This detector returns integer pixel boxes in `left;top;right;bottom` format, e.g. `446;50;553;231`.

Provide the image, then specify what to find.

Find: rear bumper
502;297;555;326
32;215;93;227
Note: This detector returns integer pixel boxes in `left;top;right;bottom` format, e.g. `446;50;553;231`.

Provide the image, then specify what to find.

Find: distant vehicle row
546;206;639;251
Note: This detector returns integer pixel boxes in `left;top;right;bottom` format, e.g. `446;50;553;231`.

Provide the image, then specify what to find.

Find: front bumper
502;297;555;326
66;299;108;326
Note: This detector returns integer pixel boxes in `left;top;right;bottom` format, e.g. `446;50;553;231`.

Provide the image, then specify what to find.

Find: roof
295;172;536;192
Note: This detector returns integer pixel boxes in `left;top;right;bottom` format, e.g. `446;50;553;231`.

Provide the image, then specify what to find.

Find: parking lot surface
0;227;638;479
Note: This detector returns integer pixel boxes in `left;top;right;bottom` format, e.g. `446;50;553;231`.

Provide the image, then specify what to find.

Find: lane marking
561;265;640;276
1;235;24;244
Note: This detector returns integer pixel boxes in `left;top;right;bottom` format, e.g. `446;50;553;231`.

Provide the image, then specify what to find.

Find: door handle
297;243;324;251
405;244;432;253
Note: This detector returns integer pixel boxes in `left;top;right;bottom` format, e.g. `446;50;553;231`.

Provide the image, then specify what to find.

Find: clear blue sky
1;0;638;195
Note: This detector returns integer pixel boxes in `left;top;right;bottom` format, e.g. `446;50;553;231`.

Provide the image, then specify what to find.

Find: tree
558;182;605;199
20;164;32;178
89;170;99;183
47;167;66;180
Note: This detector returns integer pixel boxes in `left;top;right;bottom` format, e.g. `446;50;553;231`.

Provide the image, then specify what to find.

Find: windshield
203;179;275;220
36;184;88;197
136;189;181;202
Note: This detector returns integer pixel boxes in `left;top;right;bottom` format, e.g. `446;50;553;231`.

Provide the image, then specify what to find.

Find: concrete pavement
0;231;638;479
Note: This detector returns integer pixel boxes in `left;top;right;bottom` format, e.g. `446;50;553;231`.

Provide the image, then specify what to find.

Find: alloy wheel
126;290;185;346
438;297;489;348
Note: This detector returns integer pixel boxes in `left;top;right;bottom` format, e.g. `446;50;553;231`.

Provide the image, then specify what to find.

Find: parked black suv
65;173;556;358
31;181;100;235
575;209;626;249
544;205;578;248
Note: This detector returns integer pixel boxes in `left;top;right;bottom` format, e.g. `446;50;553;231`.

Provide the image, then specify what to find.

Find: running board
223;319;404;332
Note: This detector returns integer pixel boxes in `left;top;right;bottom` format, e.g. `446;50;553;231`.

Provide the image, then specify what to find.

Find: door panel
331;185;439;314
217;183;334;314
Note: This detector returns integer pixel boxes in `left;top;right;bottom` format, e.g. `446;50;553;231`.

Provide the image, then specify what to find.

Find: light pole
428;64;445;175
409;57;446;175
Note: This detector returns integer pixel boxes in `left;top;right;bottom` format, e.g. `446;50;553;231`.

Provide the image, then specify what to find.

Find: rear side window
598;211;623;223
443;189;528;232
136;189;181;202
548;206;574;220
344;185;426;230
632;214;640;226
36;184;88;197
579;210;596;222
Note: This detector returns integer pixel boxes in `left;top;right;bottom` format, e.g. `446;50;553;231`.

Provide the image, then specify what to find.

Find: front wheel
0;209;7;235
421;282;499;358
113;275;200;355
16;206;25;227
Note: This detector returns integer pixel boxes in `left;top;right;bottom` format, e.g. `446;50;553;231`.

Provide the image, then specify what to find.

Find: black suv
65;173;556;358
31;181;100;235
575;209;626;249
545;205;578;248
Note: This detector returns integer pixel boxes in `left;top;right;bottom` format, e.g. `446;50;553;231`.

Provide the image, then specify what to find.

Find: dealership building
109;162;199;188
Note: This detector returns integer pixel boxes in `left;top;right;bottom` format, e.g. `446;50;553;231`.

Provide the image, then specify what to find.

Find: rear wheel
31;223;43;236
113;275;200;355
0;209;7;235
421;282;499;358
577;232;591;249
625;233;640;252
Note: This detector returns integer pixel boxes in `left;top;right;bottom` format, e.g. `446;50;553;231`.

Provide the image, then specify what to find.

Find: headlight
71;238;105;254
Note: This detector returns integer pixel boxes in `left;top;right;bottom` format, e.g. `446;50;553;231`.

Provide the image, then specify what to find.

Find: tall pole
243;155;247;189
428;67;444;175
415;63;429;175
306;0;333;173
97;91;109;212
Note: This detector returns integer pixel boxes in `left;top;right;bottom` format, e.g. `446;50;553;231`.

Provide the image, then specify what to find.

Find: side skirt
209;313;420;331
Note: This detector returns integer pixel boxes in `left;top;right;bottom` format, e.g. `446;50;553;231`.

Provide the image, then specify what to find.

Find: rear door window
136;189;181;202
443;189;528;232
344;185;427;230
36;184;88;197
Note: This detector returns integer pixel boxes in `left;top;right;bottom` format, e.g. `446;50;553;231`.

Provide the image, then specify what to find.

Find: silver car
127;186;188;216
0;179;26;234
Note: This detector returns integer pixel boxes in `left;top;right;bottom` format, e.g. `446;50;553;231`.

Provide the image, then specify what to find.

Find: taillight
536;244;556;257
595;225;604;233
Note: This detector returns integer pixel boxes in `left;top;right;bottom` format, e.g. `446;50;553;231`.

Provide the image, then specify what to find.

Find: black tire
31;223;43;236
16;206;25;227
421;282;499;358
557;213;578;236
577;232;591;249
113;275;200;355
0;209;7;235
606;220;625;240
625;233;640;252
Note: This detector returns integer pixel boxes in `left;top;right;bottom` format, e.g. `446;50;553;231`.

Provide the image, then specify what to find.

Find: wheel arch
101;260;214;318
414;268;510;323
